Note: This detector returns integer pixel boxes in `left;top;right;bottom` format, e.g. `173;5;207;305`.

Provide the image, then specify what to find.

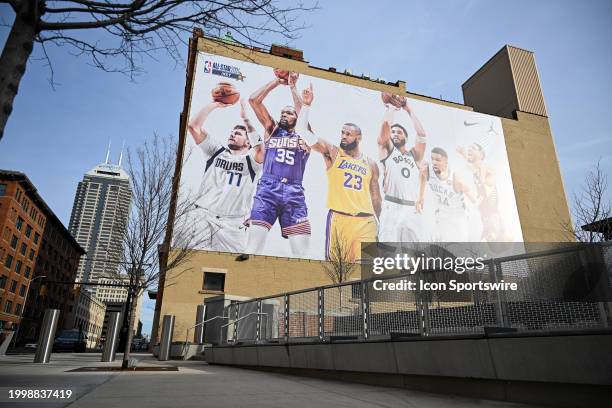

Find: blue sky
1;0;611;336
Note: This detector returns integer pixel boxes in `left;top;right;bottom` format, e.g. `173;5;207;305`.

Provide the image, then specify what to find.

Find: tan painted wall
501;111;572;241
160;250;333;342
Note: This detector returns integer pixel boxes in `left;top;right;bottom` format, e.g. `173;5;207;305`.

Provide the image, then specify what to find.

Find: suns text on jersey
267;136;301;149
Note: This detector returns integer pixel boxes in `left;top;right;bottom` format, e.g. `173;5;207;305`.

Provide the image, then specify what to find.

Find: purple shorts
250;175;311;237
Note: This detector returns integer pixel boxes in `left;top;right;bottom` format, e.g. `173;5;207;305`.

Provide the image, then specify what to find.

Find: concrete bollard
34;309;60;363
101;312;121;362
158;315;175;361
194;305;206;344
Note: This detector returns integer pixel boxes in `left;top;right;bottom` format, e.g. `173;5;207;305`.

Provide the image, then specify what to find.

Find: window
20;243;27;256
28;249;34;261
15;260;22;274
15;303;22;315
19;284;26;297
3;300;13;314
33;233;40;245
15;189;21;201
0;184;6;196
16;216;24;230
25;225;32;238
10;279;17;293
203;272;225;292
0;275;6;289
10;235;17;249
24;266;31;278
4;254;13;268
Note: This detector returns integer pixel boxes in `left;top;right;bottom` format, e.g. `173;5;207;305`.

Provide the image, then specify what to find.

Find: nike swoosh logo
464;121;478;126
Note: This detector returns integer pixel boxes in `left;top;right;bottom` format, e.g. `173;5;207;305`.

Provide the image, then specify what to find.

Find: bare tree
0;0;316;140
112;133;207;369
322;229;358;311
562;160;612;242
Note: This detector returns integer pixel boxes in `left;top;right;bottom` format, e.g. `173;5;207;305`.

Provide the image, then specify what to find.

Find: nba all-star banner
178;51;524;261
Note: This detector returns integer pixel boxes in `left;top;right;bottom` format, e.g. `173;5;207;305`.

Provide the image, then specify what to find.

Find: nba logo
204;61;212;73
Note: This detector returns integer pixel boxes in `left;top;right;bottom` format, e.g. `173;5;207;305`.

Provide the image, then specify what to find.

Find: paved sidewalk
0;353;544;408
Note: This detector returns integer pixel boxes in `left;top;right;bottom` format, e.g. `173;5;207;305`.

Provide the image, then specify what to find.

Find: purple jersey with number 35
263;127;309;181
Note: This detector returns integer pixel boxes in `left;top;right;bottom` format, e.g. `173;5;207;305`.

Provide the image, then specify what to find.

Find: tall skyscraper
69;147;131;286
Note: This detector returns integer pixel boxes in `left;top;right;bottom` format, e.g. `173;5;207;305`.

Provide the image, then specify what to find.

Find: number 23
343;172;362;190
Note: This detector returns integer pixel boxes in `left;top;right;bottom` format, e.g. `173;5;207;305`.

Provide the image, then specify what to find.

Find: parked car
53;330;87;352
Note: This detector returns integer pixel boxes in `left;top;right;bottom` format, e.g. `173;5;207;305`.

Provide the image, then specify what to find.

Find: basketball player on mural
377;93;428;243
188;98;264;252
456;142;507;242
245;69;312;257
417;147;475;242
296;84;381;262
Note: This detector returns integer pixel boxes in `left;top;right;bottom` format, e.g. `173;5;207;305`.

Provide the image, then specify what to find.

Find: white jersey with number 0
382;147;420;202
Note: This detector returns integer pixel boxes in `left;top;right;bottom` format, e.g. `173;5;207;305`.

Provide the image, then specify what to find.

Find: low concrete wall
206;331;612;407
151;343;208;360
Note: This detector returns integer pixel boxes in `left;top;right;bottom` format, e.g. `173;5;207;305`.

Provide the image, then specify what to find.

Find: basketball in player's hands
273;68;290;84
212;82;240;105
381;92;406;108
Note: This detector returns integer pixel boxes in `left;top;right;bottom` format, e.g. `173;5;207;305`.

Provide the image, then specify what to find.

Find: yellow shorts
325;210;377;262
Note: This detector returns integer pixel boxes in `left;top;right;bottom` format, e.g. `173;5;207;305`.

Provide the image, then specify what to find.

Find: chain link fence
218;243;612;344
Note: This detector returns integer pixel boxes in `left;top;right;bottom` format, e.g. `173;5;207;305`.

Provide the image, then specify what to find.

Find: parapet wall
206;331;612;407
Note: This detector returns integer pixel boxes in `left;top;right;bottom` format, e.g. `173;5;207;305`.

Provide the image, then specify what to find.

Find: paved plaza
0;353;544;408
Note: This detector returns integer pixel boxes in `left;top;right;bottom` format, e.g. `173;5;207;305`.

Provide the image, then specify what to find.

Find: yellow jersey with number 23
326;150;374;215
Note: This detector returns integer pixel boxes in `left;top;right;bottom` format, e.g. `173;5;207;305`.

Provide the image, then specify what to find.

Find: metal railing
217;242;612;345
220;312;269;344
184;315;229;346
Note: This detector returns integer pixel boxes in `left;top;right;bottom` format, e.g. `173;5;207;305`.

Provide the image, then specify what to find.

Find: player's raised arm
378;105;396;161
297;83;337;168
416;160;429;213
453;172;479;205
188;102;227;144
404;102;427;162
369;158;382;218
288;72;303;115
240;99;265;164
295;83;317;145
249;78;281;137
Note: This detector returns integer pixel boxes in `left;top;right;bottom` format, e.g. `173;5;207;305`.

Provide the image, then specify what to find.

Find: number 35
275;148;295;165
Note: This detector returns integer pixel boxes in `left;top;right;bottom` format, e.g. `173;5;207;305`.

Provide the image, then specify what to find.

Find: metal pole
256;301;262;342
194;305;206;344
361;282;370;340
101;312;121;362
318;288;325;341
284;294;290;342
491;261;508;327
158;315;175;361
234;303;240;342
33;309;60;363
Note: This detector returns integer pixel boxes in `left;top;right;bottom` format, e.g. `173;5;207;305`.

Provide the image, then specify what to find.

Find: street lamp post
12;275;47;348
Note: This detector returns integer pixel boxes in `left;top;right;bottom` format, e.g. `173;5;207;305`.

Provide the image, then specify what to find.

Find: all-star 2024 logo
203;60;245;81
